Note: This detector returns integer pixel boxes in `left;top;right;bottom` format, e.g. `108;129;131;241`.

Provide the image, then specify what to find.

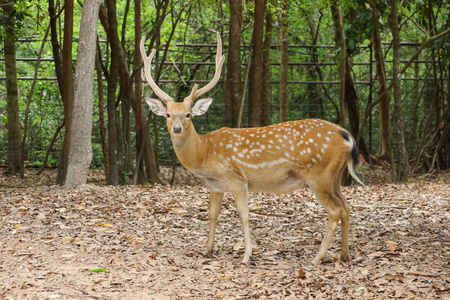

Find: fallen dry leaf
0;167;448;299
97;223;114;228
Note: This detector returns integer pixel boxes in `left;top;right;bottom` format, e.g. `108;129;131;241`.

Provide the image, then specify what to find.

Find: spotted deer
140;34;363;265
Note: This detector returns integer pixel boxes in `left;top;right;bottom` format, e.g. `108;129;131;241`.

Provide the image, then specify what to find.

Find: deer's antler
140;37;174;104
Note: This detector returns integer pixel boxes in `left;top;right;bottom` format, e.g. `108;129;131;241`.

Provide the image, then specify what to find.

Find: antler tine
187;33;225;102
140;37;173;104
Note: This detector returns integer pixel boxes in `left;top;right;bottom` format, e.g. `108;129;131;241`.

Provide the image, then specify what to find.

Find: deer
140;33;364;265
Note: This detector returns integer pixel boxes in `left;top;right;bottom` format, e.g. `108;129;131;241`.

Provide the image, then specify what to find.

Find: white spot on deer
317;153;322;160
307;148;311;154
226;144;232;149
317;133;321;138
238;153;244;158
323;144;329;149
325;136;331;142
309;138;314;143
290;145;294;151
261;145;266;150
321;148;325;154
233;147;238;152
312;158;317;163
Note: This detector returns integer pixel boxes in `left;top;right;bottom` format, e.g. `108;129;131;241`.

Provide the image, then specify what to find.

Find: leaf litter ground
0;167;449;299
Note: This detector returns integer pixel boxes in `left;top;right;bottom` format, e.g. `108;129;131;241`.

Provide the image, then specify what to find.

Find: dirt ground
0;167;449;299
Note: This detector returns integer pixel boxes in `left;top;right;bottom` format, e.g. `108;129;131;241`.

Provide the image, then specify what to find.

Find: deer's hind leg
333;165;351;262
334;183;350;262
309;182;345;266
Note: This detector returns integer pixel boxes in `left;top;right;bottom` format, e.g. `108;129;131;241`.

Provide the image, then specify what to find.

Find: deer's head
140;34;225;135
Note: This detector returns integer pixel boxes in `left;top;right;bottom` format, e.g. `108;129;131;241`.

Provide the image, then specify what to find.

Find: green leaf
88;267;108;273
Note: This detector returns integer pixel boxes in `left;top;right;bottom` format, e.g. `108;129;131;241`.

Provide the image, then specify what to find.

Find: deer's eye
186;113;191;118
166;113;171;118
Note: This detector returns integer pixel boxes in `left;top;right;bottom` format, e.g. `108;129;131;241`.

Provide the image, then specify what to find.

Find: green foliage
0;0;448;171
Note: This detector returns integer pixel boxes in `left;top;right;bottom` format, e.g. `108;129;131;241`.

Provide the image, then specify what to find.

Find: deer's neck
171;125;207;171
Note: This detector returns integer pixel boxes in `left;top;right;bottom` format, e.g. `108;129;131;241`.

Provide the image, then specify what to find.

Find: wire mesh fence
0;41;440;168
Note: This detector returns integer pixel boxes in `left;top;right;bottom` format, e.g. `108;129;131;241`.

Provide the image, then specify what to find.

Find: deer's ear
191;98;213;116
146;98;166;116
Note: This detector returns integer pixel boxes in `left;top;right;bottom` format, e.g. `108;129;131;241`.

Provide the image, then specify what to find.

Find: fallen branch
250;211;291;218
64;279;110;300
299;266;330;283
405;271;437;277
352;205;408;209
59;293;110;300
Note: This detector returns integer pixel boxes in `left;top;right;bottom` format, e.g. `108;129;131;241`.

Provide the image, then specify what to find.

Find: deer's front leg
203;192;224;256
231;188;252;263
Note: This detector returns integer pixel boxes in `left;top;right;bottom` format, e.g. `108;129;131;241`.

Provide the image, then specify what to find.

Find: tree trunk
2;2;22;175
133;0;146;184
337;5;346;128
95;53;109;183
260;7;273;126
65;0;101;188
248;0;265;127
368;0;393;165
55;0;75;184
279;0;288;123
133;0;166;185
48;0;64;96
330;1;370;162
345;64;370;163
103;0;121;185
390;0;409;181
21;25;51;178
224;0;243;128
304;10;323;119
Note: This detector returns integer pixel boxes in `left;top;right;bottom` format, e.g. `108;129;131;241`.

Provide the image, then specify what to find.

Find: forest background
0;0;449;186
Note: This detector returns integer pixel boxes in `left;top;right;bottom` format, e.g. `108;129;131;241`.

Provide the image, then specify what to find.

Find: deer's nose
172;125;183;133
